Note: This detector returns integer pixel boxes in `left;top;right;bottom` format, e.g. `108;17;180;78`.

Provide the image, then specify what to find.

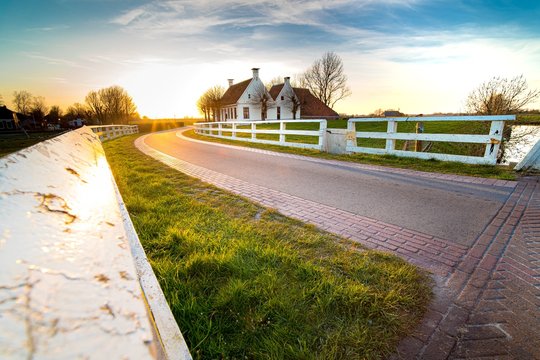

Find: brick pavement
136;132;539;359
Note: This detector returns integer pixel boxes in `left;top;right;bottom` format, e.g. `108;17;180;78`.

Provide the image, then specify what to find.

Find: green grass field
0;131;62;157
104;135;432;359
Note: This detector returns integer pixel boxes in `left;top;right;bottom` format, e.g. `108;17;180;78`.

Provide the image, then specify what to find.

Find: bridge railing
89;124;139;142
195;119;327;150
346;115;516;165
0;127;191;359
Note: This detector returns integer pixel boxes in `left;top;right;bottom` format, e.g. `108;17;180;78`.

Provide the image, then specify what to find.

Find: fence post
232;123;237;139
346;120;356;150
415;122;424;152
218;122;222;137
385;120;397;152
318;120;327;150
279;121;286;144
484;120;505;164
251;122;256;140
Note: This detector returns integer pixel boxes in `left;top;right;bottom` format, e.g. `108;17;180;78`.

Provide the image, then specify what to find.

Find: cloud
109;0;418;37
23;52;90;69
111;8;146;26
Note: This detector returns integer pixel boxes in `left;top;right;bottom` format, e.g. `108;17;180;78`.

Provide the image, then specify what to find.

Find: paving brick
453;338;509;358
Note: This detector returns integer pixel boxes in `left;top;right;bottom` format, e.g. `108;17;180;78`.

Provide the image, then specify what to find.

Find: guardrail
195;119;327;150
89;124;139;141
0;127;190;359
346;115;515;165
514;139;540;171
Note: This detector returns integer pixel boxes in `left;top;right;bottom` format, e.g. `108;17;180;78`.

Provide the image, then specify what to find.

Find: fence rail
195;120;327;150
89;124;139;141
346;115;515;165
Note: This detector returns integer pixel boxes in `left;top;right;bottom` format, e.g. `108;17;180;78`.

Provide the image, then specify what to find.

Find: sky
1;0;539;118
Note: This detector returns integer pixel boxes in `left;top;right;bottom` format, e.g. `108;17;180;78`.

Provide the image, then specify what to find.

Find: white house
220;68;339;122
220;68;275;121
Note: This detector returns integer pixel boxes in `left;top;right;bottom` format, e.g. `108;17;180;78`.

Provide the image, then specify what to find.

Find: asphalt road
143;130;512;246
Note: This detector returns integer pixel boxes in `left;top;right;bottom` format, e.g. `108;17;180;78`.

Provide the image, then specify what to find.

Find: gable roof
269;84;284;99
0;105;13;119
220;78;252;106
269;84;339;118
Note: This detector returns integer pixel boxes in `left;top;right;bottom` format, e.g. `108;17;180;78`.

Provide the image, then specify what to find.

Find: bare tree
301;52;351;108
0;94;4;106
85;91;105;124
197;85;224;121
250;83;273;120
467;75;540;163
65;102;89;121
30;96;48;124
12;90;33;114
48;105;62;124
265;76;283;89
196;93;210;121
85;86;138;124
466;75;540;115
280;86;303;120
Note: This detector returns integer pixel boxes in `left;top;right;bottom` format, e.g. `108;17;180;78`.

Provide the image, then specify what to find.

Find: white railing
0;127;190;359
89;124;139;141
195;119;327;150
346;115;515;165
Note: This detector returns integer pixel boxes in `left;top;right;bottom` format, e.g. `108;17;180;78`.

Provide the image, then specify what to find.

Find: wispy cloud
23;52;90;69
110;0;418;37
26;25;71;32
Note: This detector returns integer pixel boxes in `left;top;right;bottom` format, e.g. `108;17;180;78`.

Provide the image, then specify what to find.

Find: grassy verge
0;131;62;157
104;135;432;359
185;129;516;180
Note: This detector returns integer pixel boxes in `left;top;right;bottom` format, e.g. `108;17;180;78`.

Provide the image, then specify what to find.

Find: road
142;129;512;246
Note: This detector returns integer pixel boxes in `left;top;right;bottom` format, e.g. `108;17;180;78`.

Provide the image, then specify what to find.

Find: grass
103;134;432;359
186;128;516;180
0;131;63;157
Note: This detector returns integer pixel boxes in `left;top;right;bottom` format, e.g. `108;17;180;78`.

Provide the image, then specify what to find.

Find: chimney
252;68;260;79
228;79;234;87
284;76;291;86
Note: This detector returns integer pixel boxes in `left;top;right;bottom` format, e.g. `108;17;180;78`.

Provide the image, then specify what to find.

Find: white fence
89;124;139;141
0;127;190;359
195;120;327;150
346;115;515;165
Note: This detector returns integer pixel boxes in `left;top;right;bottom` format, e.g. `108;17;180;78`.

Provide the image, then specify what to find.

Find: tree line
197;52;351;121
4;85;139;127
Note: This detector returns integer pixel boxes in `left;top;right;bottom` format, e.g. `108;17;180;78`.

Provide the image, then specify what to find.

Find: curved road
142;129;512;246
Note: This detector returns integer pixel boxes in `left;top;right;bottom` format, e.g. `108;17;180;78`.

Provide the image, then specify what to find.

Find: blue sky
1;0;539;117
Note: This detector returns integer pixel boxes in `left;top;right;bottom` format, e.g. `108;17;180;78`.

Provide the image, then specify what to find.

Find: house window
243;107;250;119
281;96;284;101
277;107;281;120
248;94;251;99
234;108;237;119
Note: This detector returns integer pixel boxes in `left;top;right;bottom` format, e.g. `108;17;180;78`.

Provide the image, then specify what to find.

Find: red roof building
219;69;339;121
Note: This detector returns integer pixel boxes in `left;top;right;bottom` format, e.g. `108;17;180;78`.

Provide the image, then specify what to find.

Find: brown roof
269;84;284;99
220;78;252;106
269;85;339;119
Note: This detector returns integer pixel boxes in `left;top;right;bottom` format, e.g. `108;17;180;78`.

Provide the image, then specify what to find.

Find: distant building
0;106;16;131
383;110;404;117
67;118;86;128
220;68;339;121
0;105;31;131
269;78;339;120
